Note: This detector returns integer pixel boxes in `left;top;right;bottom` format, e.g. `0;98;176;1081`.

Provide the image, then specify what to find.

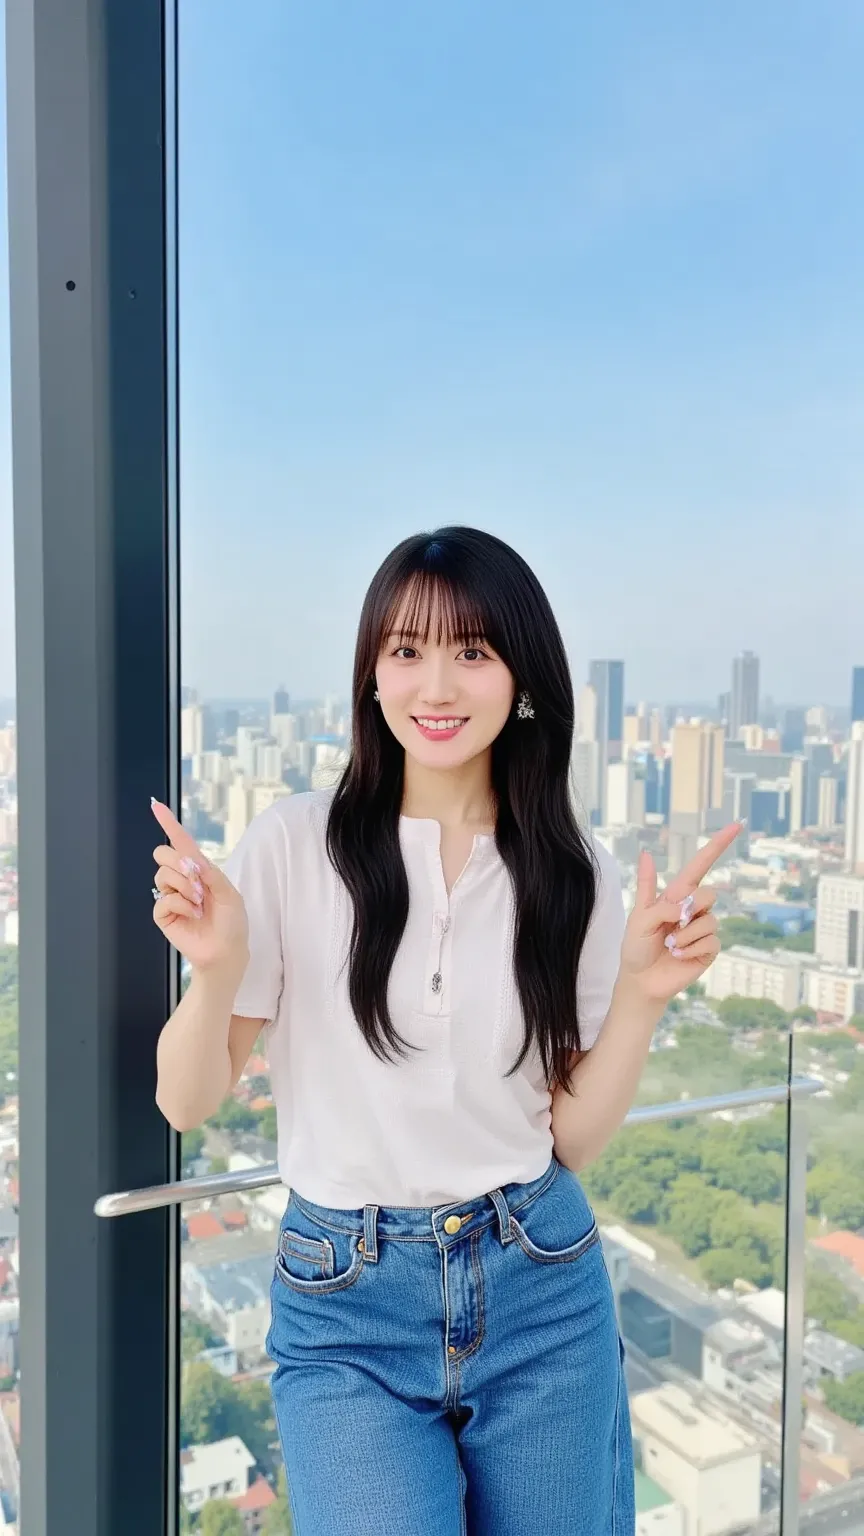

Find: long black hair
326;526;597;1092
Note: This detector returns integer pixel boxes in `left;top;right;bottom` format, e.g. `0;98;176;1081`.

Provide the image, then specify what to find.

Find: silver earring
517;691;535;720
373;690;380;701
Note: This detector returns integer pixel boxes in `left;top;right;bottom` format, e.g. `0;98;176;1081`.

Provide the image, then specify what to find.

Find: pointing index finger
150;798;207;869
665;822;743;903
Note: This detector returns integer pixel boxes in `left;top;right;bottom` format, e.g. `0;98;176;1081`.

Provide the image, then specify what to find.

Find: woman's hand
617;823;742;1005
150;799;249;978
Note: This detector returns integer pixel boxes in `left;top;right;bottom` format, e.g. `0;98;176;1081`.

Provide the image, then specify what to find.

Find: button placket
428;910;451;1012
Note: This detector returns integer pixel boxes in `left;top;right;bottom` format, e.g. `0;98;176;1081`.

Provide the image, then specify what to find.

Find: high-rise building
576;683;598;744
622;714;641;754
845;722;864;875
816;873;864;971
606;760;646;828
853;667;864;726
781;708;806;753
730;652;760;740
181;703;204;758
668;720;725;871
818;774;840;831
571;740;600;824
589;660;624;821
803;741;835;826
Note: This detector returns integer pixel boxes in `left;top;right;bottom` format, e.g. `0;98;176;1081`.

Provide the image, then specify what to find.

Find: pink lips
412;717;467;743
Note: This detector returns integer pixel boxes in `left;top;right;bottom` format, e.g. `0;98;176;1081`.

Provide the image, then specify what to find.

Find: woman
152;526;736;1536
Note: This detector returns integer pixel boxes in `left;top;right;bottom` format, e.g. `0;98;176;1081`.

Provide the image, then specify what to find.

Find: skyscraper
852;667;864;725
845;722;864;875
588;660;624;821
729;652;760;740
668;720;725;872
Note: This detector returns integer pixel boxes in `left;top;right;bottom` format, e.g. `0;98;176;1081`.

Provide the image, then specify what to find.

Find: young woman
152;526;736;1536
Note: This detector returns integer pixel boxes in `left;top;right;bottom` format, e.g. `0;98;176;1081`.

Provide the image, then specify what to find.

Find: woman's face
375;610;515;771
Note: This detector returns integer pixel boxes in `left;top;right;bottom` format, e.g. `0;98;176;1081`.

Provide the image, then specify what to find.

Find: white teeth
416;718;466;731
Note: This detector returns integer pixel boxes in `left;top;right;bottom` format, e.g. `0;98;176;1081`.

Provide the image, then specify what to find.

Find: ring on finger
152;886;161;902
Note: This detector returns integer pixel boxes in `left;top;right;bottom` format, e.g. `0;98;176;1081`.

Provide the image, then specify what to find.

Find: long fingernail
670;946;685;958
181;856;200;876
679;895;695;928
150;796;158;807
665;933;678;951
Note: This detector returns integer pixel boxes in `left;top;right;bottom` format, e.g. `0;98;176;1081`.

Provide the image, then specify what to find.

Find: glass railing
98;1077;843;1535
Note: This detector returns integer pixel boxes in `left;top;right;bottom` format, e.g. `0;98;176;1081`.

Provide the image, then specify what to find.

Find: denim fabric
266;1155;634;1535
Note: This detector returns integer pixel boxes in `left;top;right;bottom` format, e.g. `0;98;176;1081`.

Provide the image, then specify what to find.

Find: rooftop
803;1328;864;1377
631;1384;760;1466
812;1230;864;1278
189;1253;274;1313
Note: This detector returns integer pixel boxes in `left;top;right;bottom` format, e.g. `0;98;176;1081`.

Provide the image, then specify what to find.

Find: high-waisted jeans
266;1155;634;1534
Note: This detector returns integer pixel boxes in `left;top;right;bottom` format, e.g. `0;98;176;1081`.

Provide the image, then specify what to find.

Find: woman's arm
552;824;741;1172
551;979;663;1171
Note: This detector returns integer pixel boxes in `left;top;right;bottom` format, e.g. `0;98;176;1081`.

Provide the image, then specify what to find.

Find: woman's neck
401;751;496;830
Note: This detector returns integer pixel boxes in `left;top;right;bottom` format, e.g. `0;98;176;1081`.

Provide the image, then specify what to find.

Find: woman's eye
461;647;488;662
394;646;418;659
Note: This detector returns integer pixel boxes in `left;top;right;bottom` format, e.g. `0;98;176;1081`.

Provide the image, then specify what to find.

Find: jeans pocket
509;1163;600;1264
274;1200;365;1296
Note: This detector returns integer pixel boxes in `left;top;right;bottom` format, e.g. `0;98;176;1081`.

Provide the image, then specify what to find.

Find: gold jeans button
443;1215;462;1235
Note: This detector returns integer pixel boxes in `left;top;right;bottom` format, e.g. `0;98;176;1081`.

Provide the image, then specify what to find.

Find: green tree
200;1500;245;1536
664;1175;718;1256
614;1179;661;1223
808;1162;864;1229
698;1248;741;1288
181;1314;223;1362
234;1379;279;1469
181;1364;277;1473
181;1362;240;1448
182;1127;206;1173
718;918;784;952
824;1372;864;1426
716;996;789;1032
256;1105;277;1141
209;1099;258;1134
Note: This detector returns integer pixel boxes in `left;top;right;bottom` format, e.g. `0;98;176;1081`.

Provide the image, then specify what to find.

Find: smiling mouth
412;716;469;736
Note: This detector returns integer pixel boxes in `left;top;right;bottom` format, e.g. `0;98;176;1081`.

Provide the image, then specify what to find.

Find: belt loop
362;1204;379;1263
489;1188;514;1245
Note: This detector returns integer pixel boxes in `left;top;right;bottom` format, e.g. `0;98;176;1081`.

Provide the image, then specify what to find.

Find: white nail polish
664;933;677;951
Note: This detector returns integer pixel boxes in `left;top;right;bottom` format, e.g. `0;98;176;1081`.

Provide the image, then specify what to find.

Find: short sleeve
577;842;626;1051
221;807;286;1024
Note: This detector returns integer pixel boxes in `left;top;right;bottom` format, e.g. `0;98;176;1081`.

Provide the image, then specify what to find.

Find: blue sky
2;2;863;704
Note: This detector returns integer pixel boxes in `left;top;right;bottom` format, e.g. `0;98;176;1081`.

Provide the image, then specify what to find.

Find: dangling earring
517;691;535;720
373;690;380;701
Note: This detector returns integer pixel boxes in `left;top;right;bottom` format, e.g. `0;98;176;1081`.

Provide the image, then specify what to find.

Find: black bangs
377;566;496;654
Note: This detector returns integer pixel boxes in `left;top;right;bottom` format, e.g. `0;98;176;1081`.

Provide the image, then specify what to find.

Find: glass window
175;4;864;1529
0;34;20;1526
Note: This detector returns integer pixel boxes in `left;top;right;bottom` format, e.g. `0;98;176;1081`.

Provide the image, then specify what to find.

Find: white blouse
223;788;626;1209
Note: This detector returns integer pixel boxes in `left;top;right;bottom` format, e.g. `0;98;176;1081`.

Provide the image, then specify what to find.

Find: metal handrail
94;1076;823;1217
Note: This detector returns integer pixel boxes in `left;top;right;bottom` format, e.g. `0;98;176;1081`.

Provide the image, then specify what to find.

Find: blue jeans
266;1156;634;1534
